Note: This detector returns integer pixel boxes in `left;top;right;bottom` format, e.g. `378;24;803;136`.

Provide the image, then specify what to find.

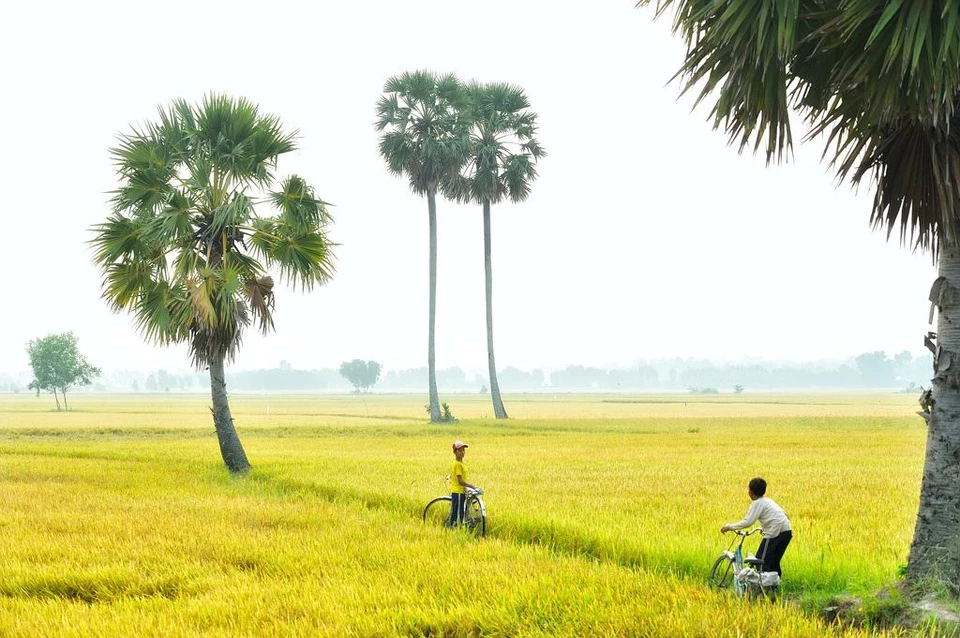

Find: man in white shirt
721;477;793;577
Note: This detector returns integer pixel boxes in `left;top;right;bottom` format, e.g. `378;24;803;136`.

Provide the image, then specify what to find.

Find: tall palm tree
375;70;470;423
636;1;960;588
448;82;545;419
91;94;335;473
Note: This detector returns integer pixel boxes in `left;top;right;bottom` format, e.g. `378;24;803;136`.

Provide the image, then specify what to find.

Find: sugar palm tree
375;70;470;423
91;94;335;473
636;1;960;587
448;82;545;419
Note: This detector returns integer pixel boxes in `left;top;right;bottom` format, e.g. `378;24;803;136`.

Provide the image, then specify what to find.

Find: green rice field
0;392;936;636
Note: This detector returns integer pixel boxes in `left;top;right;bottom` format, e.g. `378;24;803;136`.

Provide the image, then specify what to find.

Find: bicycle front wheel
709;555;734;589
423;496;452;526
464;496;486;537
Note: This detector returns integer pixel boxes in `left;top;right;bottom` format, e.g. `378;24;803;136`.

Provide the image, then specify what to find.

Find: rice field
0;392;937;636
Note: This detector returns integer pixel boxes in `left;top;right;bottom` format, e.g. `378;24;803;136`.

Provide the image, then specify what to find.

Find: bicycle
709;528;779;598
422;485;486;536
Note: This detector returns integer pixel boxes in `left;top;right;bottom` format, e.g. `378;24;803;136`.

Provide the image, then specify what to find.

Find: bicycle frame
465;486;486;519
723;529;763;597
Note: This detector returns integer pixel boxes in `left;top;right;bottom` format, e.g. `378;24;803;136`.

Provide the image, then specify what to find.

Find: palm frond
101;261;155;311
188;299;249;368
637;0;960;256
89;215;148;266
637;0;798;163
449;82;544;206
210;195;253;238
852;114;960;254
268;175;332;232
243;276;276;334
133;280;191;346
249;219;336;291
188;273;219;328
376;70;471;196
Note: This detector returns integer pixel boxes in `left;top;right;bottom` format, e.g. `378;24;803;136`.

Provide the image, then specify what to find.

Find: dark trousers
756;530;792;576
447;492;466;526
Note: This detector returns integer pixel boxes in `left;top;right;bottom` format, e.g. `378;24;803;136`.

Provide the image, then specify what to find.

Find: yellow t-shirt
450;460;468;494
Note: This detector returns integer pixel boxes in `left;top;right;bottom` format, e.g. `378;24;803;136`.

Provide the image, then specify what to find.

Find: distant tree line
11;349;926;394
675;351;931;392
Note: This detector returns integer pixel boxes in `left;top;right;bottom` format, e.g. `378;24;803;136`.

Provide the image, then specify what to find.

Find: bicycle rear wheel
423;496;452;526
709;555;734;589
464;495;486;537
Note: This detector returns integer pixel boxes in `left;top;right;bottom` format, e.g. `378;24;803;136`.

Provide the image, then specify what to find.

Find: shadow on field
247;470;699;581
0;573;186;604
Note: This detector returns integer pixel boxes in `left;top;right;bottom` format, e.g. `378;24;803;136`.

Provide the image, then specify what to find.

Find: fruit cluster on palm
91;95;335;473
376;71;544;422
636;0;960;588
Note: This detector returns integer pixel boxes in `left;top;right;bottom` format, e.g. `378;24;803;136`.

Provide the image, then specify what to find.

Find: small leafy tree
425;402;458;423
339;359;382;393
26;332;100;411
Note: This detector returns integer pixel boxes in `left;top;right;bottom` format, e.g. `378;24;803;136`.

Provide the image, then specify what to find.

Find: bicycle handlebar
728;528;762;536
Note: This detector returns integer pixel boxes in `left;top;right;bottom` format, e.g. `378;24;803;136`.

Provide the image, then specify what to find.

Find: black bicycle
422;486;486;536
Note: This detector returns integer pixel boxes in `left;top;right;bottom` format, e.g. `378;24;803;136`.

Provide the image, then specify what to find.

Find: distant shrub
424;403;458;423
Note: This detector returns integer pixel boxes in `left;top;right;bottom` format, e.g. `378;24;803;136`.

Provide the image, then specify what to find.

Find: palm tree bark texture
427;189;441;423
483;199;507;419
209;354;251;473
910;246;960;587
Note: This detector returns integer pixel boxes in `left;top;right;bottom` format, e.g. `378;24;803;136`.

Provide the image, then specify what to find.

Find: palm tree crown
639;0;960;255
91;94;335;367
375;70;471;195
448;82;546;205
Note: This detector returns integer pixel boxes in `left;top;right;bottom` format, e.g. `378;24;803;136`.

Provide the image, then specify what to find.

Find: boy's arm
720;500;760;533
452;463;476;490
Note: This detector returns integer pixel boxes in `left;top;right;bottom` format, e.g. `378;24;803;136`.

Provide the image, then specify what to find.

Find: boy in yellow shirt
448;440;477;527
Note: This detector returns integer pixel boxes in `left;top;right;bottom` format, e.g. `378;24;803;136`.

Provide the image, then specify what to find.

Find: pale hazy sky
0;1;937;376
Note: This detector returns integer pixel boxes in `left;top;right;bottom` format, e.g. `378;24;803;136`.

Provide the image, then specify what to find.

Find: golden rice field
0;392;940;636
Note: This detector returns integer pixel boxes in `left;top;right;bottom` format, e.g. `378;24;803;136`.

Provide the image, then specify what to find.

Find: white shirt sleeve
727;499;761;530
727;498;792;537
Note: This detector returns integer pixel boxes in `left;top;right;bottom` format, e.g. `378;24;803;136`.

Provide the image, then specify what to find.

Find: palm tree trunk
53;389;61;412
427;189;442;423
61;388;68;412
483;200;508;419
908;245;960;590
209;353;251;473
